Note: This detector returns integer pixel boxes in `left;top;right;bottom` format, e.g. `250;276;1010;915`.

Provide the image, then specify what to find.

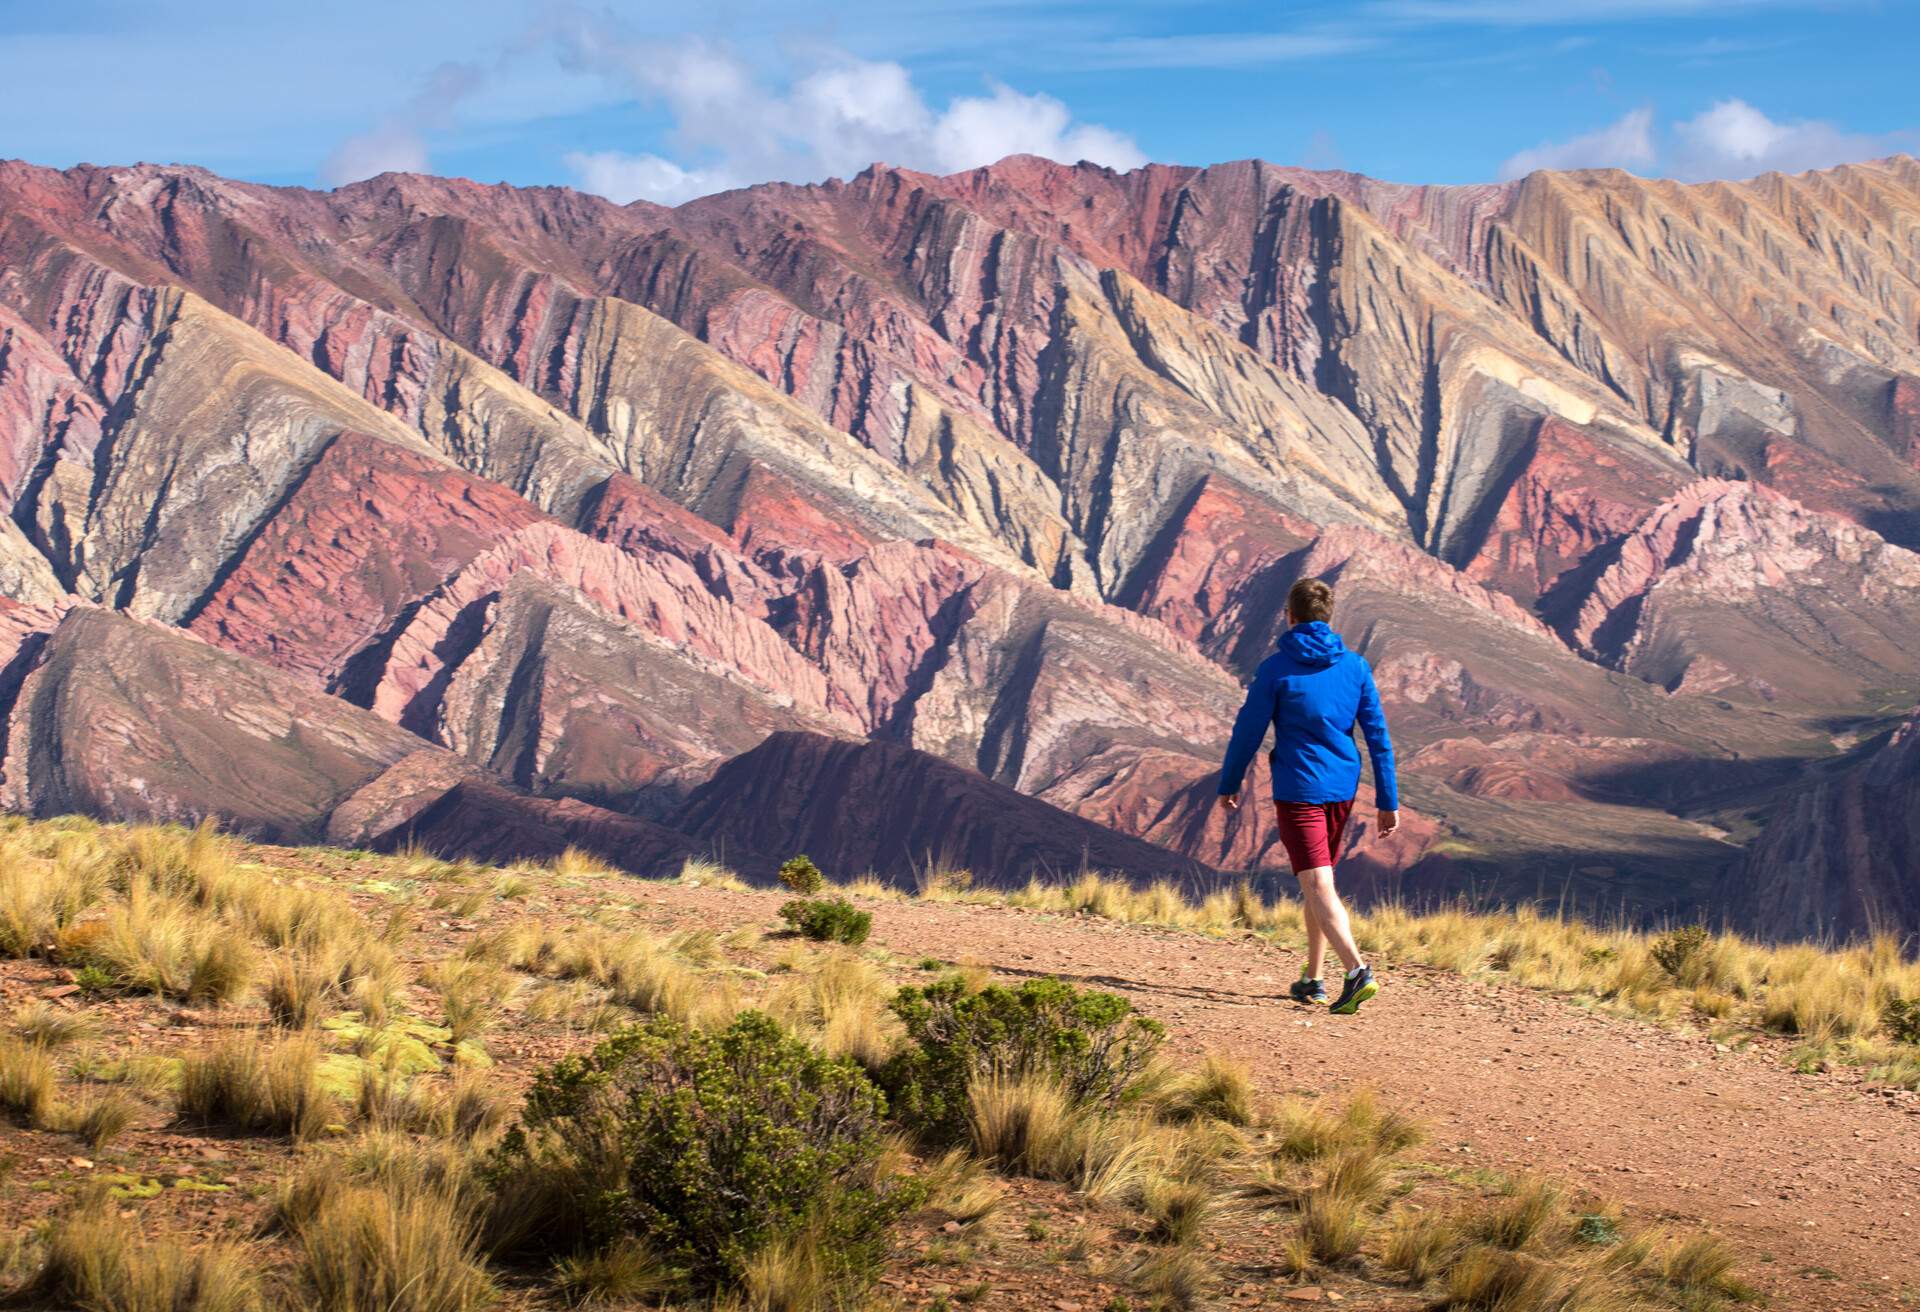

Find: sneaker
1329;966;1378;1015
1289;976;1328;1004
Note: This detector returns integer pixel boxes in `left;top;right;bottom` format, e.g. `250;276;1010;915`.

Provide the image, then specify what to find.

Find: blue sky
1;1;1915;202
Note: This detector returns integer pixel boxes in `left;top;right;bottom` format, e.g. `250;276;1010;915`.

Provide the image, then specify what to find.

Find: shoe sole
1330;980;1378;1015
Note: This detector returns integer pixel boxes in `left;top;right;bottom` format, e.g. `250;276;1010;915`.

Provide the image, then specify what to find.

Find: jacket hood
1280;620;1346;668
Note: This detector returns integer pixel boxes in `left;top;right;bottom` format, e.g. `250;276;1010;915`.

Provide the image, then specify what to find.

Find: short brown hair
1287;576;1334;624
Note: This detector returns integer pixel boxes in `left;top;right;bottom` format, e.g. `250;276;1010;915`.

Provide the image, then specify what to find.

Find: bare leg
1296;867;1365;974
1300;891;1328;980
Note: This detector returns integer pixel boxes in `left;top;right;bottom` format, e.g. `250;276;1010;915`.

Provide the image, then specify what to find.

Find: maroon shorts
1273;799;1354;873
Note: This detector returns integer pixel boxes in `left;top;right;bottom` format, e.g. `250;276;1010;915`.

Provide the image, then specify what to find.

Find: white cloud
321;124;429;187
554;25;1144;205
561;150;741;206
320;62;482;187
1669;99;1894;179
1498;107;1656;179
1498;99;1912;184
931;83;1146;174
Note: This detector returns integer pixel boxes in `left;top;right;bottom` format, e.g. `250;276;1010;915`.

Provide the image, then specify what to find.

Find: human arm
1217;662;1276;807
1355;660;1399;822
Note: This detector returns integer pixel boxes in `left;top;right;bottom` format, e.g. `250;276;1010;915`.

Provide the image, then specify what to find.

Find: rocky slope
0;153;1916;932
1727;710;1920;941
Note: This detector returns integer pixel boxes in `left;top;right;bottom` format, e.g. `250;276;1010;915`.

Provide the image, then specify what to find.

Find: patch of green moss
171;1177;230;1193
321;1013;450;1076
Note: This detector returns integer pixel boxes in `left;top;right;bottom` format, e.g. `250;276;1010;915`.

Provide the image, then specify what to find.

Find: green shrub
779;898;871;946
881;976;1164;1143
776;856;825;897
1651;925;1710;982
1574;1213;1622;1247
485;1011;917;1300
1884;996;1920;1046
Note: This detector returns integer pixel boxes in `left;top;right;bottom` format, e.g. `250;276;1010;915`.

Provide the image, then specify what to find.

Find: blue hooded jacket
1217;621;1398;810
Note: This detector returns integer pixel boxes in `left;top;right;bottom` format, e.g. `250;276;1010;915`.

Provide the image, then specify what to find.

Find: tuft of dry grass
83;882;258;1005
1472;1178;1565;1252
24;1201;262;1312
676;856;749;891
1297;1187;1372;1266
289;1174;496;1312
551;1237;677;1306
0;851;104;958
767;950;897;1069
1140;1176;1215;1247
353;1068;435;1134
739;1227;833;1312
176;1033;335;1141
1383;1209;1465;1284
1443;1244;1571;1310
264;949;344;1028
468;919;563;974
1128;1244;1213;1310
967;1073;1079;1177
1659;1234;1754;1301
523;980;593;1025
920;1149;1005;1229
430;1074;511;1143
547;847;612;880
0;1035;57;1125
422;959;514;1044
1154;1052;1257;1126
1268;1086;1420;1166
965;1075;1183;1209
10;999;97;1047
61;1089;142;1149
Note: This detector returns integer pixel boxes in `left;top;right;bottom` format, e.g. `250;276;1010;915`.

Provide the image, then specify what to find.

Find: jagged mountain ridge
0;152;1916;934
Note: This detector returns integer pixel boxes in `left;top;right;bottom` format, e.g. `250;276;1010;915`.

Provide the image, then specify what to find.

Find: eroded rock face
0;153;1917;932
188;430;548;687
1569;481;1920;705
0;608;424;835
1729;711;1920;940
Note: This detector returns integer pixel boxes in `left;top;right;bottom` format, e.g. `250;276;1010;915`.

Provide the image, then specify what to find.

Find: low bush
882;976;1164;1143
777;855;826;896
779;897;872;946
1650;925;1710;983
485;1011;919;1302
1884;995;1920;1045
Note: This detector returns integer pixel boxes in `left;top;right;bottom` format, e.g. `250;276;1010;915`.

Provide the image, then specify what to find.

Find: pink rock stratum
0;152;1916;934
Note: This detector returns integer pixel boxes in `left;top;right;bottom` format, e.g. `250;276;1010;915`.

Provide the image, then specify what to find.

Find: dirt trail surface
651;885;1920;1310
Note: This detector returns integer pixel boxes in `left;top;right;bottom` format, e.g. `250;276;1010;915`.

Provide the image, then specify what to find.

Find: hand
1218;793;1240;813
1378;808;1400;836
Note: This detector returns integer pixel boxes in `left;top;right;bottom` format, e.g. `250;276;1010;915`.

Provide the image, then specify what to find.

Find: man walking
1217;577;1399;1014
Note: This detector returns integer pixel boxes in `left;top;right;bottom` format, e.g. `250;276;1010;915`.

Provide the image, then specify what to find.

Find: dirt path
659;886;1920;1310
